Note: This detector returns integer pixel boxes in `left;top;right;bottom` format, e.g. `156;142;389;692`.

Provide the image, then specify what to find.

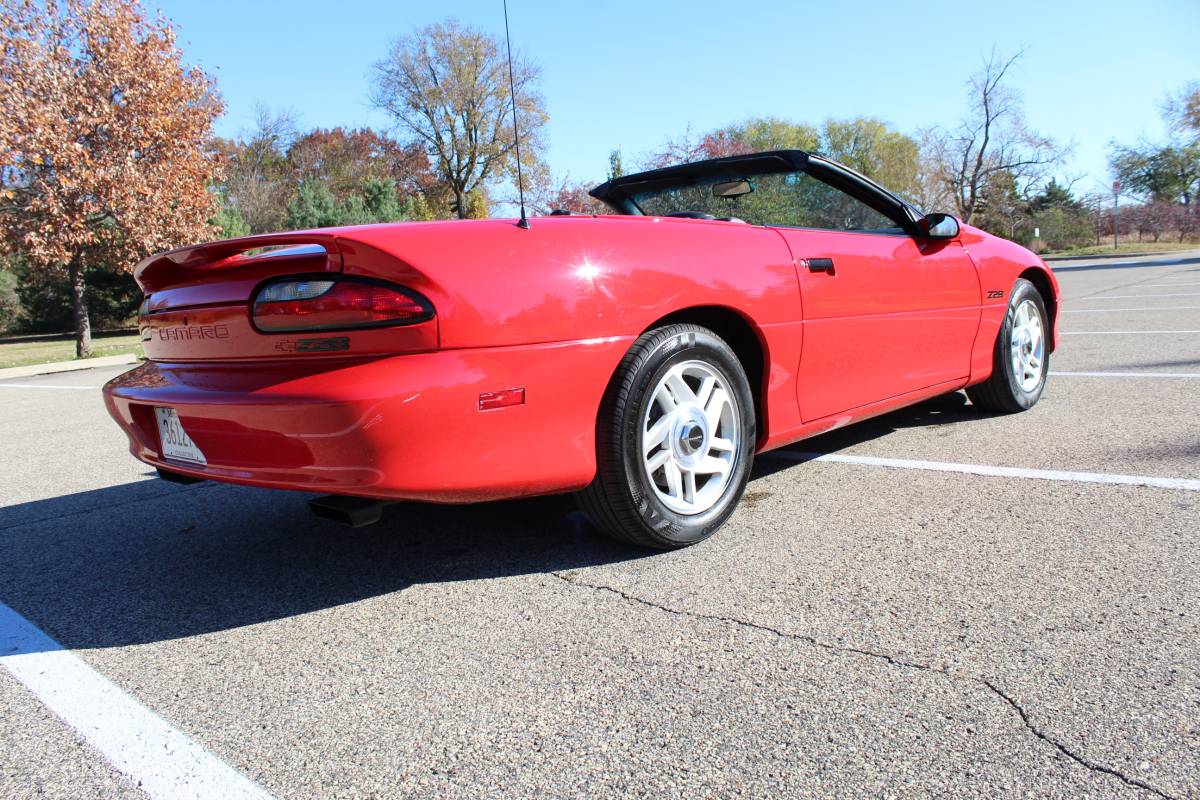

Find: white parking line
1061;330;1200;335
0;603;276;800
775;452;1200;492
0;383;99;390
1061;306;1200;314
1050;370;1200;378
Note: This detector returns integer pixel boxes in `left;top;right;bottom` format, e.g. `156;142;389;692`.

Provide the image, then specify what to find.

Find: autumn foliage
0;0;223;355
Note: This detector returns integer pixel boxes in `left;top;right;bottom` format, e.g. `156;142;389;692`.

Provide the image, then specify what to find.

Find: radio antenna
502;0;530;229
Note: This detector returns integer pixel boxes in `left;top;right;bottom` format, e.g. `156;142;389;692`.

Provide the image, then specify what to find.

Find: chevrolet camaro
104;150;1059;548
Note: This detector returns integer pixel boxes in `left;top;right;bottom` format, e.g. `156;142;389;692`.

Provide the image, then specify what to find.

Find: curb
0;353;141;380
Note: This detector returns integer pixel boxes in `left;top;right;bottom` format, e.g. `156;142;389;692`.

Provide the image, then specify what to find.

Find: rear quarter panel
341;217;800;345
342;216;806;439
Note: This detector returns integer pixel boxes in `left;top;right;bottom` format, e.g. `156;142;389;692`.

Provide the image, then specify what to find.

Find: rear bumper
103;337;632;502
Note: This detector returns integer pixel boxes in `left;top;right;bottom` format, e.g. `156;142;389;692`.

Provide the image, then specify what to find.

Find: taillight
251;277;434;333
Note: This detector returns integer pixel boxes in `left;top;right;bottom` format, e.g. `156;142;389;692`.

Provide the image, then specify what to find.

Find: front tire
967;278;1049;412
577;324;756;549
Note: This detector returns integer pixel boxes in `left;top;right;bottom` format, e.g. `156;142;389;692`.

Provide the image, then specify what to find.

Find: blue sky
155;0;1199;200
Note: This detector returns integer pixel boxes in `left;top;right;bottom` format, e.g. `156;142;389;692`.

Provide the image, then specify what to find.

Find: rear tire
967;278;1049;413
576;324;755;549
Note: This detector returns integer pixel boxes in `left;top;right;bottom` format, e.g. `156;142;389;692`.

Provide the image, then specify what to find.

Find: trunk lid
135;231;437;361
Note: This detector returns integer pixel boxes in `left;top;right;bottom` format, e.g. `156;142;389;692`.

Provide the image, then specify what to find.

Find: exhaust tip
308;495;395;528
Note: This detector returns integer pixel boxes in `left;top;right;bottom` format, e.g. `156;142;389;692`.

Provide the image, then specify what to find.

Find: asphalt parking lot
1;250;1198;799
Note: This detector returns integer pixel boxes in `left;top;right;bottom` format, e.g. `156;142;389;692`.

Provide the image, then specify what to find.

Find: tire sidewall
999;280;1049;409
618;328;755;546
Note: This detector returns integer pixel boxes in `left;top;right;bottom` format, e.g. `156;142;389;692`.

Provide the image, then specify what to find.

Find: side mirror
920;213;960;240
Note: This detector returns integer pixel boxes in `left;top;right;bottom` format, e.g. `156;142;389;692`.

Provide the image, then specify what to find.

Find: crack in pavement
551;571;1177;800
982;680;1173;799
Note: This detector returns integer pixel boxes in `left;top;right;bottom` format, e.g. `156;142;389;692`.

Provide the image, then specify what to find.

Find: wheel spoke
665;372;697;406
654;384;676;413
709;436;735;453
694;456;730;475
645;449;671;474
644;416;670;454
693;376;716;409
683;469;697;504
704;388;729;431
664;460;683;499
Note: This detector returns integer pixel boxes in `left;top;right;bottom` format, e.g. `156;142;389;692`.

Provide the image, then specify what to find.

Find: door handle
805;257;835;274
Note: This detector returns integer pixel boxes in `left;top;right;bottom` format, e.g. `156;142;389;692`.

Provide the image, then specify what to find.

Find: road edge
0;353;141;380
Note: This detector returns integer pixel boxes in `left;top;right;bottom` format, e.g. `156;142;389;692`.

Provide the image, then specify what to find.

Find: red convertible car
104;150;1058;548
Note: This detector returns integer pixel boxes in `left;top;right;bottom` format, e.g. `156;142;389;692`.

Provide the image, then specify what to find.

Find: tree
819;117;920;200
287;127;436;204
1163;81;1200;143
973;169;1027;240
213;107;297;234
360;177;403;221
608;150;624;180
283;176;412;230
0;262;20;333
1029;178;1081;213
284;180;342;230
0;0;222;356
925;50;1065;224
531;177;607;215
644;117;818;170
1080;193;1110;246
1111;143;1200;209
401;193;434;221
913;128;955;212
212;193;251;239
370;19;548;219
1110;82;1200;243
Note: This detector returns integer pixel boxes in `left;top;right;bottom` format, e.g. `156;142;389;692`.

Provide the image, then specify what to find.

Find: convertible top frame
589;149;924;232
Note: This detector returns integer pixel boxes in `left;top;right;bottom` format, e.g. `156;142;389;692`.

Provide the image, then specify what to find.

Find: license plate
154;407;207;466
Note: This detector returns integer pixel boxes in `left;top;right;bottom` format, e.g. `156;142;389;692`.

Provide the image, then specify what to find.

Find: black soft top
589;149;920;222
589;150;810;206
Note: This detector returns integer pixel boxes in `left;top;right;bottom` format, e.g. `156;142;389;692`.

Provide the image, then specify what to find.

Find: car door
765;167;981;421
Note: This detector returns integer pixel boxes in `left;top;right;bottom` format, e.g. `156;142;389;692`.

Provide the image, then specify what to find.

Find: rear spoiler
134;232;344;293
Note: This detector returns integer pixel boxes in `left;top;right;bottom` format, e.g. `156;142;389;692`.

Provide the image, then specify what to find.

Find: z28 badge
275;336;350;353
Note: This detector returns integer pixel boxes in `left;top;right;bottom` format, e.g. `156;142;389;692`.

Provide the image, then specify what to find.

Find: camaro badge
157;324;230;341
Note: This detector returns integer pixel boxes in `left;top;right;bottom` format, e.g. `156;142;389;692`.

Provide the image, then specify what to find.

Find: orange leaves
0;0;222;273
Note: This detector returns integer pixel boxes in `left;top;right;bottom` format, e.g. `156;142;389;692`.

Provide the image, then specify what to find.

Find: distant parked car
105;150;1059;548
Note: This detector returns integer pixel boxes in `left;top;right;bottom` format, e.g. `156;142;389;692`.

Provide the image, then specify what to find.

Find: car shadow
754;390;992;480
0;482;647;653
2;392;983;654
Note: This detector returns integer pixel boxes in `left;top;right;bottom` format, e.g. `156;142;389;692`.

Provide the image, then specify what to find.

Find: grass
1041;240;1200;258
0;333;143;370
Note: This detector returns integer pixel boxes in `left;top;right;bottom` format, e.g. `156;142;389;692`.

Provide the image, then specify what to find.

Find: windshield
629;170;901;232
